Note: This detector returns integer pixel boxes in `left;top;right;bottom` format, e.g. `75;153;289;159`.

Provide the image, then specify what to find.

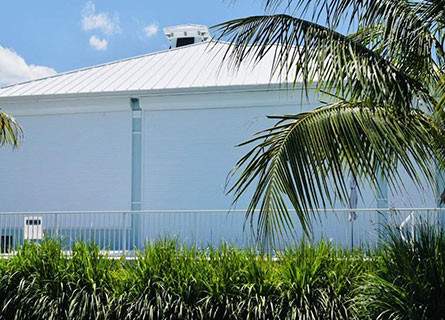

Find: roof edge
0;83;315;104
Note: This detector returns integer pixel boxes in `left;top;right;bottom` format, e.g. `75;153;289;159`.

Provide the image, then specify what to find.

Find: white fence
0;208;443;255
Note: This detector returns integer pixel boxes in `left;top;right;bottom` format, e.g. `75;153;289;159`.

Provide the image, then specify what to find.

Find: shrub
0;240;69;319
353;224;445;319
0;241;117;320
0;226;443;320
113;241;366;319
275;242;372;319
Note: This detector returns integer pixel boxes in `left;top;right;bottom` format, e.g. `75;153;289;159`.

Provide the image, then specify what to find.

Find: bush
0;241;118;320
114;241;365;319
353;224;445;319
0;226;443;320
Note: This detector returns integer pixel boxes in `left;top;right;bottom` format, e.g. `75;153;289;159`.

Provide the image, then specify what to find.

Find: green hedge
0;225;444;319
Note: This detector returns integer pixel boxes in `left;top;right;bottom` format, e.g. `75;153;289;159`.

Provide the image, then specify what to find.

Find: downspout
130;98;142;248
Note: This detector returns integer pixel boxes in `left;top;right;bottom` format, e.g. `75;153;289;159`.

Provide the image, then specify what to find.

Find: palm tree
0;111;22;147
214;0;445;244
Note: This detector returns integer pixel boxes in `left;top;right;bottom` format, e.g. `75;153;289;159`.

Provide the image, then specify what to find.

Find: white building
0;25;440;251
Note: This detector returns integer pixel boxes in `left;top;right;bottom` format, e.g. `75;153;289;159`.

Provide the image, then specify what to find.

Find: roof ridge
0;40;223;91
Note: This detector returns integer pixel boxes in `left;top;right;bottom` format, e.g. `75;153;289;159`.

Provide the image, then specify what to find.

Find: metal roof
0;41;298;98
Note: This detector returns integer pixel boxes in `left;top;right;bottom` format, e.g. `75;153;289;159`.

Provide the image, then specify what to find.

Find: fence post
122;212;127;256
435;164;445;229
376;167;389;245
55;213;59;239
349;178;358;250
194;211;198;247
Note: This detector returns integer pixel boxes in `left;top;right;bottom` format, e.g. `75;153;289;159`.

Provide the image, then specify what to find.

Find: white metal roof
0;41;298;99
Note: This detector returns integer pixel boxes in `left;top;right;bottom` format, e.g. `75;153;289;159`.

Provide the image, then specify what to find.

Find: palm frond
213;14;429;109
228;101;443;245
0;111;22;147
263;0;429;30
259;0;440;82
347;24;385;49
417;0;445;25
349;0;443;81
350;24;437;87
417;0;445;65
435;70;445;121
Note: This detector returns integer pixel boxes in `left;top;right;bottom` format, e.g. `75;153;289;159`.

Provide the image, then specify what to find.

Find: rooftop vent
164;24;211;49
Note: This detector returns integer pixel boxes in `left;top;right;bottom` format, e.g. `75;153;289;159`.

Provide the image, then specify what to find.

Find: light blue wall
0;91;439;249
0;111;132;212
143;105;294;210
142;103;384;211
139;102;378;246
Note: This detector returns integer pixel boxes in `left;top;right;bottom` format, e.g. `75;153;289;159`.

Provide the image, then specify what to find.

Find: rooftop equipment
163;24;211;48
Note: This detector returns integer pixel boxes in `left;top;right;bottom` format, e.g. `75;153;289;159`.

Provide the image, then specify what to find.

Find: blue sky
0;0;264;85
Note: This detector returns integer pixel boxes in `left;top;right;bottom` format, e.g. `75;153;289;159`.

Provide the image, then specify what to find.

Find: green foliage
354;224;445;319
228;102;444;244
113;241;363;319
214;0;445;243
0;111;22;147
0;229;444;319
0;240;118;320
0;240;366;320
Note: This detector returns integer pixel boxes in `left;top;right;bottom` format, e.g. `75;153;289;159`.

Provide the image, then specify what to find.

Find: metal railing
0;208;443;256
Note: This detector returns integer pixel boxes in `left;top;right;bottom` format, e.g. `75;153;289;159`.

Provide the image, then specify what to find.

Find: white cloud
0;46;56;86
144;23;159;38
81;1;120;35
89;35;108;51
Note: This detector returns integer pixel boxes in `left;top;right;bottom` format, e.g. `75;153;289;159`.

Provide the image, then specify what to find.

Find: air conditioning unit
24;216;43;241
164;24;211;48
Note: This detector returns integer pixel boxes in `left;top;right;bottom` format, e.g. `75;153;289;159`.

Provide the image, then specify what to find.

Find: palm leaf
0;111;22;147
228;101;443;245
257;0;440;82
263;0;430;30
417;1;445;66
434;70;445;124
417;0;445;25
213;14;429;109
440;75;445;110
